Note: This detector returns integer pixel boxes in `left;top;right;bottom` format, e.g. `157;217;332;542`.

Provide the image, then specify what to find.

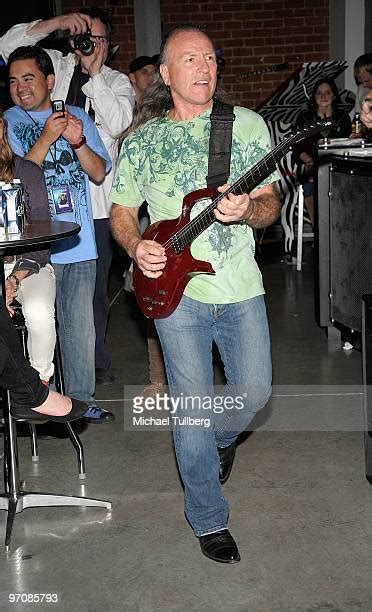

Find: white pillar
133;0;162;57
344;0;365;92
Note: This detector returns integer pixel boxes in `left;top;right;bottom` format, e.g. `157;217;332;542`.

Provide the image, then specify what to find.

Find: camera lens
74;33;95;56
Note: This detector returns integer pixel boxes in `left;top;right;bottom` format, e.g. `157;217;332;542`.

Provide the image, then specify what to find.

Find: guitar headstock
287;120;334;147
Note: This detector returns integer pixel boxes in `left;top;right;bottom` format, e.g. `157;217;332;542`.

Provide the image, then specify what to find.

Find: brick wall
159;0;330;109
62;0;330;109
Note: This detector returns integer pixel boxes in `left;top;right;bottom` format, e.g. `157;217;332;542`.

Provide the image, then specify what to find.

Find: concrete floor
1;244;372;612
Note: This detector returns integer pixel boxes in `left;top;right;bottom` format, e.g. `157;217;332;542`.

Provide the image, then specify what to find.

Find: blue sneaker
83;405;115;424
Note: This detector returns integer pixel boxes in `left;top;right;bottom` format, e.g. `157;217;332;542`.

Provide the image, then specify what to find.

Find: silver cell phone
52;100;65;114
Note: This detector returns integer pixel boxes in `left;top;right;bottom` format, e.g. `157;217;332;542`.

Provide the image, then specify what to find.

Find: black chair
11;303;86;479
0;303;111;551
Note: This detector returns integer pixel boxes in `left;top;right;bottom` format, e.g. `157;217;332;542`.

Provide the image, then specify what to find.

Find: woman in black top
293;78;352;225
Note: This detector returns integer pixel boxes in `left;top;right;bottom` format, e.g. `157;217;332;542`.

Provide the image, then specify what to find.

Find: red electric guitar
133;120;332;318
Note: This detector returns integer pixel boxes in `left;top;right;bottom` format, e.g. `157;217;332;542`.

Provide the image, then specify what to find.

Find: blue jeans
93;218;113;371
155;294;272;536
53;260;96;405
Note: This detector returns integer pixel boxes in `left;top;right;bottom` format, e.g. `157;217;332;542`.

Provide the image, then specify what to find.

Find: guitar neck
172;120;332;250
237;62;289;81
174;137;292;248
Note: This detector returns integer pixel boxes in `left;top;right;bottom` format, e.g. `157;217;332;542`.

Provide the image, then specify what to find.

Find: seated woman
1;110;56;384
0;296;85;421
293;78;352;226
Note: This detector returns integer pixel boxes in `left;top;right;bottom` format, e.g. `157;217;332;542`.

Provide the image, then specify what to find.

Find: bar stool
0;388;111;551
11;303;86;479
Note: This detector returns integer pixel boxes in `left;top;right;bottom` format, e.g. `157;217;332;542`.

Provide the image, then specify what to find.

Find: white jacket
0;20;135;218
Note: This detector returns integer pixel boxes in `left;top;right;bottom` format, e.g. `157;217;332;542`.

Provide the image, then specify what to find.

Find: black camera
74;29;95;56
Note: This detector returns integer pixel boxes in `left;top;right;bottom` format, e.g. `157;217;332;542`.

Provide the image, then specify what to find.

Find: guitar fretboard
169;119;331;253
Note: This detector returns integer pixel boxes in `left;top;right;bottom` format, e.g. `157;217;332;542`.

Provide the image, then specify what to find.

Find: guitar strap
206;99;235;189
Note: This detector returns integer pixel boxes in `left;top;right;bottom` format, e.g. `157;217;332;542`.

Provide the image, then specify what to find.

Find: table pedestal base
0;492;112;552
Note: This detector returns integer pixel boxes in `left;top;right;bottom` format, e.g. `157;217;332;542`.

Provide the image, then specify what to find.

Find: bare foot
32;389;73;417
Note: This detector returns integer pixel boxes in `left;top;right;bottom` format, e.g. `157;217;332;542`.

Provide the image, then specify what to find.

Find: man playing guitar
110;24;280;564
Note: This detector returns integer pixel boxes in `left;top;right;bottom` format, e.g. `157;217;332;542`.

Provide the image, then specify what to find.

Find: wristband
70;135;86;150
7;274;20;289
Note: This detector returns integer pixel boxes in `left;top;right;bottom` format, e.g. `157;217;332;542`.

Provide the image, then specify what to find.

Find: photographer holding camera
0;8;135;399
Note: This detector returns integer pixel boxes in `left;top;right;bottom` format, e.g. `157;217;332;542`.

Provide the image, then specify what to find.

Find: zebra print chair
266;120;310;257
258;60;355;256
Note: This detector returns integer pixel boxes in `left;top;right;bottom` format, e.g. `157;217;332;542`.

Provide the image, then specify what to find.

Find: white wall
344;0;365;92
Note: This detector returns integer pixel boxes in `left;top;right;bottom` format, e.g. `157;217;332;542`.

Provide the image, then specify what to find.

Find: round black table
0;221;111;551
0;220;80;298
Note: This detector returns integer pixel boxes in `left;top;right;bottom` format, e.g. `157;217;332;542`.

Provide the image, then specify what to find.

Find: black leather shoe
218;442;236;484
11;398;86;423
199;529;241;563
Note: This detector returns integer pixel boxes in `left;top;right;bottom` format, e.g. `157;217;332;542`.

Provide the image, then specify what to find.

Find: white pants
5;263;56;381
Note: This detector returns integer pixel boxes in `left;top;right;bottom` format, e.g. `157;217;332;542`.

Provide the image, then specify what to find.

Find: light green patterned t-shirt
110;105;279;304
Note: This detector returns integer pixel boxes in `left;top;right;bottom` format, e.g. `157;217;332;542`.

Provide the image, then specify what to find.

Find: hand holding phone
44;101;67;144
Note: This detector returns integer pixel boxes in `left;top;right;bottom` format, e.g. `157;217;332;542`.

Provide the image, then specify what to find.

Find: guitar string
161;156;275;253
161;121;331;253
161;138;286;251
161;147;282;251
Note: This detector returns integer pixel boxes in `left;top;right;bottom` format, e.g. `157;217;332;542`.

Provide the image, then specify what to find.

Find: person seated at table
360;92;372;137
293;77;352;226
353;53;372;113
1;109;56;385
0;296;85;421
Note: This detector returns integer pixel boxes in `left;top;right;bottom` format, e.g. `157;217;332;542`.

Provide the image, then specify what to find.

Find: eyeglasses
89;35;109;42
